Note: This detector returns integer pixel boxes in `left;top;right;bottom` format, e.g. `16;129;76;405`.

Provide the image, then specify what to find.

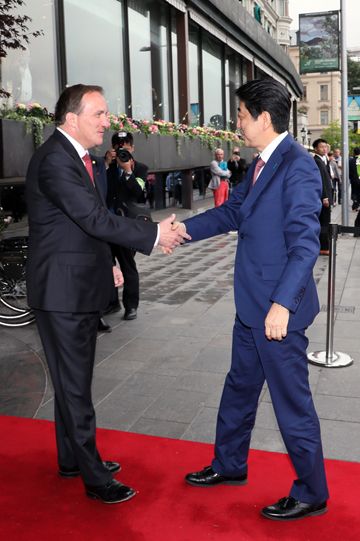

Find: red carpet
0;416;359;541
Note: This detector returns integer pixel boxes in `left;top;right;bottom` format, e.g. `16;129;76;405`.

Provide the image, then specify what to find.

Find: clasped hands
158;214;190;253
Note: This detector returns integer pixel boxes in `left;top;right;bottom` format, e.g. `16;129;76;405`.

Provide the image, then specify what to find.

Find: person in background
313;138;333;255
328;151;341;205
209;148;231;207
227;147;247;188
349;147;360;212
105;131;149;320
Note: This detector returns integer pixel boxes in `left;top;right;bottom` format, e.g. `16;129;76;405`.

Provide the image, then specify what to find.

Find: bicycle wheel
0;254;29;311
0;312;35;327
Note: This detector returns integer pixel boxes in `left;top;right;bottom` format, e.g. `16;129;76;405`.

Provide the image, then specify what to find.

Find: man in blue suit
180;79;329;520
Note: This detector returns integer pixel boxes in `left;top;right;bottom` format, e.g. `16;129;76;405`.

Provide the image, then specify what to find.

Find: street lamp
300;127;307;146
307;130;312;148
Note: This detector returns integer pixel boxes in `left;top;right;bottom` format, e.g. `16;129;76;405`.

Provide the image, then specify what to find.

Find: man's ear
262;111;272;130
65;111;78;130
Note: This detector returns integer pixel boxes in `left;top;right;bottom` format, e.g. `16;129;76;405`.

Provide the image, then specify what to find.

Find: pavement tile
141;389;209;423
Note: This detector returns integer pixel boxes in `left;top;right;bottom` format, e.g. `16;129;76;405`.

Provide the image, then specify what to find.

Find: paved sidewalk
1;196;359;463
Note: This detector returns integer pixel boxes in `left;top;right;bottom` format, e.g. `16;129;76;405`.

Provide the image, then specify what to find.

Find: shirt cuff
154;224;160;247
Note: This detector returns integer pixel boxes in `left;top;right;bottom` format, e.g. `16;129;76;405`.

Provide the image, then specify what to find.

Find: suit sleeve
38;150;157;255
270;156;322;313
184;178;249;240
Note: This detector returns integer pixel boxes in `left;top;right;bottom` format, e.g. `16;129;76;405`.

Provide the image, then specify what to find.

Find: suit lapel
53;129;103;202
240;134;293;219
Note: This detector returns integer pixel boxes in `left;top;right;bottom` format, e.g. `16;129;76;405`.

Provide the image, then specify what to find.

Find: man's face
215;150;224;162
315;142;328;156
71;91;110;149
334;148;341;158
237;102;264;150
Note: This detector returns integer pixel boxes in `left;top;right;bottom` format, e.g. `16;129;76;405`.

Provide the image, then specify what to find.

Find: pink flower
150;124;159;133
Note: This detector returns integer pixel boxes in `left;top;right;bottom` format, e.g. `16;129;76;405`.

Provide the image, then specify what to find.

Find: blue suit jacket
184;134;322;331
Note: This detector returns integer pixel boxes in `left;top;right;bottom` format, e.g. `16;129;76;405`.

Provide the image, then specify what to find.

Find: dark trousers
319;205;331;250
111;244;139;310
34;309;112;486
212;317;329;504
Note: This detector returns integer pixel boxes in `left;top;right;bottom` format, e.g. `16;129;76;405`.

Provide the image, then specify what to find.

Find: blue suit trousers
212;316;329;504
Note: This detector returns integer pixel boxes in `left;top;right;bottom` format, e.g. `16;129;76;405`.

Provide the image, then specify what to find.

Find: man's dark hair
111;131;134;148
235;78;291;133
312;138;327;149
353;147;360;155
54;84;103;126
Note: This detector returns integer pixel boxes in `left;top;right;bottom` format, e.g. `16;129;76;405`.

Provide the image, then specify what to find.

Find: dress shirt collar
57;127;87;159
259;131;288;164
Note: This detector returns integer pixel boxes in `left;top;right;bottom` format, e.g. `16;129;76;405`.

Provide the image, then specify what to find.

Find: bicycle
0;214;35;327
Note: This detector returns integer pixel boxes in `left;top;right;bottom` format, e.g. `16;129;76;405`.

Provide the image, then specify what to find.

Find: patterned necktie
252;157;265;185
82;153;95;185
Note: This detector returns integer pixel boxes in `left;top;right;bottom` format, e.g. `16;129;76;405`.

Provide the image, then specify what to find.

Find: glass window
127;0;171;121
320;84;329;101
171;13;179;123
320;110;329;125
1;0;58;110
225;51;243;131
64;0;125;115
202;35;223;128
188;25;200;126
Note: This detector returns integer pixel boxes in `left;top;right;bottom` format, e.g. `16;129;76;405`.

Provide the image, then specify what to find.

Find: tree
348;56;360;94
321;120;342;149
0;0;42;98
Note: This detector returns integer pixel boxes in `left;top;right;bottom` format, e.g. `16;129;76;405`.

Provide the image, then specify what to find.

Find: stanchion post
308;223;353;368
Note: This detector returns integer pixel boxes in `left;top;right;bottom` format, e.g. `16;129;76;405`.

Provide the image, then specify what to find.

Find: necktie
82;153;95;185
252;157;265;185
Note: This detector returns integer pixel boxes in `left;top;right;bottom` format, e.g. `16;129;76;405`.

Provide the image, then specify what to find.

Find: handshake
158;214;190;254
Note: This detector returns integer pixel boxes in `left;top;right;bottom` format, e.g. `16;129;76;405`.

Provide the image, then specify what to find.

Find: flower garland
0;104;242;150
0;103;54;147
110;114;242;150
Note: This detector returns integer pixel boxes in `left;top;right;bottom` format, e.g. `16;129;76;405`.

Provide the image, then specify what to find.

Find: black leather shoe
185;465;247;487
85;479;136;504
98;317;112;332
59;460;121;478
104;301;121;315
123;308;137;321
261;496;327;521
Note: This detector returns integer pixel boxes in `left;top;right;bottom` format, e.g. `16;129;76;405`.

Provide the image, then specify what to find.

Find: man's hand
113;266;124;287
264;302;289;341
105;149;116;167
158;214;191;250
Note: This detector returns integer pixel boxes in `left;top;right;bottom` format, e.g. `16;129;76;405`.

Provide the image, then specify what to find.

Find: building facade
1;0;301;130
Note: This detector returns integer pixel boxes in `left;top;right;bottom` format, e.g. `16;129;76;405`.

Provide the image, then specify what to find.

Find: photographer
106;132;150;320
227;147;247;188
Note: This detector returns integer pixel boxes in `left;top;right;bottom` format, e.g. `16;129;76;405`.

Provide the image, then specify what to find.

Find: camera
116;149;133;162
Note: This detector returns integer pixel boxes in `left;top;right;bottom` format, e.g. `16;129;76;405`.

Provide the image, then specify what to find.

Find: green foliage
0;102;54;147
321;121;342;149
321;120;360;154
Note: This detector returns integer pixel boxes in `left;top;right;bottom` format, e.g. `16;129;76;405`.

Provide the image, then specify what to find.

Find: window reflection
0;0;58;109
128;0;171;121
189;25;200;126
202;35;223;128
64;0;125;114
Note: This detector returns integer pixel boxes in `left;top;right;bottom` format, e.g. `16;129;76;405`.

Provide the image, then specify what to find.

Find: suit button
239;233;244;239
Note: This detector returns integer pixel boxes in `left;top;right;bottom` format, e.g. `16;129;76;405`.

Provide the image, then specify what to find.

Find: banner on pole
299;11;340;74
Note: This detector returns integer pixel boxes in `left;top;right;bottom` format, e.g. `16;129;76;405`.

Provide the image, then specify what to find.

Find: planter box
0;119;54;179
0;119;254;179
